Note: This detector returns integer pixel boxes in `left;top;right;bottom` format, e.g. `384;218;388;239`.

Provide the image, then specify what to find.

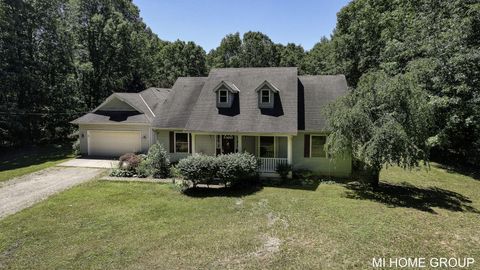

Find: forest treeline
1;0;478;165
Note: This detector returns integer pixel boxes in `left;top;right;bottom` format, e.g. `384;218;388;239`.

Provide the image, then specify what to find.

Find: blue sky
132;0;350;52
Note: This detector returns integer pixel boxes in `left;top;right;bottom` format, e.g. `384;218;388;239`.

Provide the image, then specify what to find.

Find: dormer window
261;89;270;103
219;89;228;104
213;81;240;108
255;80;280;109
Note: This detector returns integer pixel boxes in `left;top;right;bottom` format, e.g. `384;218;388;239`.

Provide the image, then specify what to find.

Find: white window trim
174;131;190;153
218;89;229;104
261;89;271;104
310;134;327;158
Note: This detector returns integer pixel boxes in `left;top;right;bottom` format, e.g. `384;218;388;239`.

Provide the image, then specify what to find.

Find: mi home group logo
372;257;475;268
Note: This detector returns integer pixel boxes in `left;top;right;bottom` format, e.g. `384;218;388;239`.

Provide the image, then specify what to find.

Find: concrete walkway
58;158;117;169
0;167;104;219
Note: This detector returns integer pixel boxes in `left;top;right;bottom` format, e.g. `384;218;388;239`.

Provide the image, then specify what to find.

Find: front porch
191;134;292;173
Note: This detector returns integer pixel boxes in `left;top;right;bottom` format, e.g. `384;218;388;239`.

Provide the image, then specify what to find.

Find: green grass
0;144;75;183
0;163;479;269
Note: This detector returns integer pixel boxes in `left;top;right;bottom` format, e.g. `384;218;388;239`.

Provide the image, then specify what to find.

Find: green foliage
176;153;259;187
0;0;206;147
216;153;259;186
275;163;293;180
325;70;433;184
143;143;171;178
176;154;218;186
110;168;135;177
135;160;150;178
327;0;480;165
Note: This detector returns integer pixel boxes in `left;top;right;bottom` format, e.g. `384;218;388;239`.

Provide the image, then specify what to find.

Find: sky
132;0;350;52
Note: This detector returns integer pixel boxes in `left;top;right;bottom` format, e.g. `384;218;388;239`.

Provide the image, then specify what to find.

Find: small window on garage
175;132;189;153
310;135;326;158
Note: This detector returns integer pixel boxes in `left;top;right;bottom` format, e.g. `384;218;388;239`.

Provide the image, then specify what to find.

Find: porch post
287;135;293;165
191;133;196;154
238;135;242;153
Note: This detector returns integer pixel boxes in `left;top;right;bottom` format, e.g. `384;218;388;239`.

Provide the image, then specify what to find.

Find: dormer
213;80;239;108
255;80;280;109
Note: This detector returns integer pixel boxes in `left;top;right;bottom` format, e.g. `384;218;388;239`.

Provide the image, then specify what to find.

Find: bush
136;159;150;178
110;168;135;177
216;153;259;186
72;139;80;155
176;154;218;186
144;143;171;178
118;153;142;172
276;163;292;180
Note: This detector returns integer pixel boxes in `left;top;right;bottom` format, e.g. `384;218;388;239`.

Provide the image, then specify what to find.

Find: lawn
0;144;74;182
0;163;478;269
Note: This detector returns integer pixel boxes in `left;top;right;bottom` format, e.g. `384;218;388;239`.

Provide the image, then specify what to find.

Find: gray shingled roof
72;69;349;132
184;67;298;134
298;75;348;131
139;87;171;115
71;111;150;124
152;77;207;129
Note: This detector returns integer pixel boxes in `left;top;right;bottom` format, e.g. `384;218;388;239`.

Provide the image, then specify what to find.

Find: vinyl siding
292;132;351;177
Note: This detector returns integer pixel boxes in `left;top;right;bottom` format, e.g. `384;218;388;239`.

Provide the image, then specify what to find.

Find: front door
221;135;235;154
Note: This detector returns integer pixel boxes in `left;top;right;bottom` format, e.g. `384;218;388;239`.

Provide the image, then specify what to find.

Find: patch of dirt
235;198;243;206
252;235;281;258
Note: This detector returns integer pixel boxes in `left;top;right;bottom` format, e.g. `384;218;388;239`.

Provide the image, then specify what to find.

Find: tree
325;71;433;186
278;43;305;72
330;0;480;166
302;37;336;75
239;31;278;67
157;40;207;87
207;32;242;68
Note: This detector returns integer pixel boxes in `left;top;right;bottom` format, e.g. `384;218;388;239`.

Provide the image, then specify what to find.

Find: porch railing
259;158;288;173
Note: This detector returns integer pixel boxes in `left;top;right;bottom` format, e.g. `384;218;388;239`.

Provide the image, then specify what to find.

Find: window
219;89;228;103
259;136;274;158
311;135;326;158
175;132;189;153
261;89;270;103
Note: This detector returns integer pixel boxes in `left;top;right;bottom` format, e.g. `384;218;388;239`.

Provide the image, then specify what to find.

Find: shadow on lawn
435;163;480;181
344;181;479;214
183;185;263;198
0;144;73;171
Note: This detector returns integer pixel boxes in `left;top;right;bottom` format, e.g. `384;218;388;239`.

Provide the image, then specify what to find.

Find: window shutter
169;131;174;153
304;134;310;158
188;133;192;153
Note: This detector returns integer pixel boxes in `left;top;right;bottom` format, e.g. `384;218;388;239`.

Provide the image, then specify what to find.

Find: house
71;67;351;177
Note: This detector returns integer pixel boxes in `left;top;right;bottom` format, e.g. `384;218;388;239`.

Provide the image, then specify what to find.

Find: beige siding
155;130;189;162
292;132;351;177
195;135;216;155
78;124;152;155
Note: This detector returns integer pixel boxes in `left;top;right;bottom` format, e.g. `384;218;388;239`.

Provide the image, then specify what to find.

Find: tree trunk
354;160;380;187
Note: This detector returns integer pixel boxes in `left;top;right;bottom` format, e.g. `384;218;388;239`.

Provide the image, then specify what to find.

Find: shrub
136;159;150;178
216;153;259;186
276;163;292;180
110;168;135;177
118;153;142;172
144;143;171;178
176;154;218;186
292;169;313;180
72;139;80;155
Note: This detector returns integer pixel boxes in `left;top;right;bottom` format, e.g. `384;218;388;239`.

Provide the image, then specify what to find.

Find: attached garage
87;130;141;156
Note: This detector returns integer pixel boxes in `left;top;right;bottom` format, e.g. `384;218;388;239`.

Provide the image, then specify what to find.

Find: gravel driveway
0;167;104;219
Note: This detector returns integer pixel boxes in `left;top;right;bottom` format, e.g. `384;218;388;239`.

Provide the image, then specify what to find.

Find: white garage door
88;130;141;156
